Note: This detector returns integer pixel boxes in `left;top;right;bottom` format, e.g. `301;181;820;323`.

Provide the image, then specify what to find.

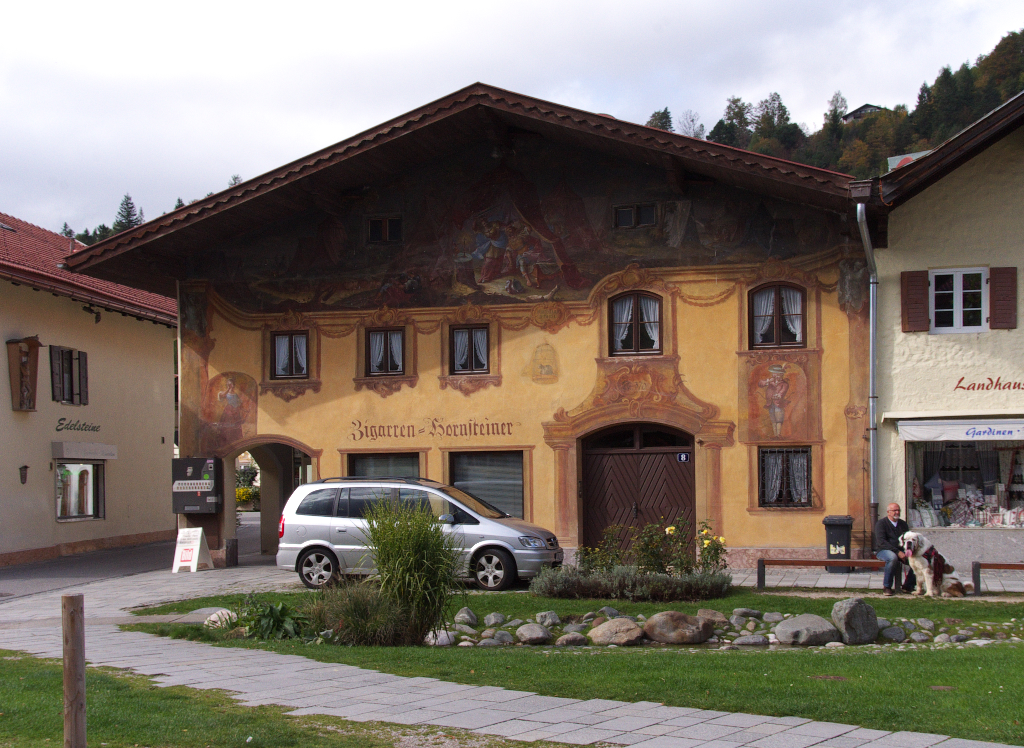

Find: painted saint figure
216;377;245;448
759;364;790;437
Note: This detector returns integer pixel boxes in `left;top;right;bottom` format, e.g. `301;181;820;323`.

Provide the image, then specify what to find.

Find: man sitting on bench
874;503;916;596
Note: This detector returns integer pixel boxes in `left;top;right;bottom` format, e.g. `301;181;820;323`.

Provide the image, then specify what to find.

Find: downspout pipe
855;202;879;538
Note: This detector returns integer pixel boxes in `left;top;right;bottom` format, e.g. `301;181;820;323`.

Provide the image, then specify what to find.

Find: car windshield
438;485;507;518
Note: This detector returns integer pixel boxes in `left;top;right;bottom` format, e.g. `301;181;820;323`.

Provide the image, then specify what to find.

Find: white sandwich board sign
171;527;214;573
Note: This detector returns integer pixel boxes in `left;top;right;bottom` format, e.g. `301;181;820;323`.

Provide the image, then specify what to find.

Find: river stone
733;634;769;646
729;615;747;628
424;630;457;646
478;638;502;647
483;612;506;627
454;624;478;635
454;607;478;626
556;632;588;646
934;633;952;643
734;608;763;619
643;612;714;644
910;632;932;643
589;618;644;646
881;626;906;642
745;620;757;631
536;611;561;628
563;623;588;634
582;612;596;622
831;598;878;645
637;614;647;622
950;634;969;643
598;606;620;618
504;619;524;628
203;609;237;629
763;612;785;623
775;614;841;646
959;628;977;636
917;618;935;632
825;641;845;648
516;624;552;644
493;630;514;644
698;609;729;625
590;616;607;628
458;641;475;647
480;628;495;639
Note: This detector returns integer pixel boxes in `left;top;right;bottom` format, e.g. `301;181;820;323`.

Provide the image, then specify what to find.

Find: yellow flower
701;528;710;535
665;526;676;535
703;539;711;546
719;537;726;543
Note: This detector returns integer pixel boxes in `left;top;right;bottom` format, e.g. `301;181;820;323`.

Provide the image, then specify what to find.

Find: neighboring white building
854;92;1024;566
1;212;178;564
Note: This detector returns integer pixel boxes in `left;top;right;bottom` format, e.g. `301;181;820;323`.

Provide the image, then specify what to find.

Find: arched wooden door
582;423;695;552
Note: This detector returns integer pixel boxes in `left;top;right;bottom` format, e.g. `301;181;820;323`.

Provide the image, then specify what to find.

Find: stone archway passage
581;424;695;551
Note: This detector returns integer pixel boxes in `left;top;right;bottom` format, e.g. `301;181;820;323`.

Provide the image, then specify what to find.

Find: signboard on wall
51;442;118;460
896;419;1024;441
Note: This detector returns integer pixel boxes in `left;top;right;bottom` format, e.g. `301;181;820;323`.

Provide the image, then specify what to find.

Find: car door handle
335;528;347;533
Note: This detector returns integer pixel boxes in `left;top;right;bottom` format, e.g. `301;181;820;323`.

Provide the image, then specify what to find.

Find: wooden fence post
62;594;86;748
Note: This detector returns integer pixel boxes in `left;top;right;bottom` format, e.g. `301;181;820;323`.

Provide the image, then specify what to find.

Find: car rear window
294;488;338;516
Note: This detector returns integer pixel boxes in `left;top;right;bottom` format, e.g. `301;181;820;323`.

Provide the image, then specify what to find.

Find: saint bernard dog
899;531;972;597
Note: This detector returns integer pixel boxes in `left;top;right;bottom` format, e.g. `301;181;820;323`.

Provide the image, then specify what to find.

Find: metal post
757;559;766;591
972;562;982;597
62;594;86;748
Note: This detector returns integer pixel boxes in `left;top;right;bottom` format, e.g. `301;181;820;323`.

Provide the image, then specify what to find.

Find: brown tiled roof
0;211;177;325
66;83;855;296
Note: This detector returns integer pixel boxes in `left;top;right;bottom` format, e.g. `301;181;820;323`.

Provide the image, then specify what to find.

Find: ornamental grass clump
362;498;462;644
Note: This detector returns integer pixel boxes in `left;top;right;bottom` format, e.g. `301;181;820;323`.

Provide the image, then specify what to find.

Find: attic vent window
367;216;403;243
613;204;657;228
0;223;16;232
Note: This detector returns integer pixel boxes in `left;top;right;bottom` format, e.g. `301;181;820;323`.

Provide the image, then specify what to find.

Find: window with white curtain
451;326;489;373
609;292;662;355
749;285;805;348
758;447;811;506
271;332;309;378
367;329;404;375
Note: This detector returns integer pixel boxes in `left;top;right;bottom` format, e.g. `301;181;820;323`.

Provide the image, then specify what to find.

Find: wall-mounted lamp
19;465;28;484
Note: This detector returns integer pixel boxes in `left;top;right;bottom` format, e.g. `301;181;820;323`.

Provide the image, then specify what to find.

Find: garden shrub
236;594;305;640
236;464;258;487
235;486;260;509
303;583;411;646
528;565;731;602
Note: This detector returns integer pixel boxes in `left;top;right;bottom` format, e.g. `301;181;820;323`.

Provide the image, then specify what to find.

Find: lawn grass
0;650;508;748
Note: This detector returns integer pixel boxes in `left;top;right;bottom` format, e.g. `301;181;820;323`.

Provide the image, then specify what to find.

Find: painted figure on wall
200;372;258;453
747;360;810;441
759;364;790;437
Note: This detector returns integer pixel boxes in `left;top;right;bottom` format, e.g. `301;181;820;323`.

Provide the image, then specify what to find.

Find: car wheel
297;548;338;590
474;548;516;591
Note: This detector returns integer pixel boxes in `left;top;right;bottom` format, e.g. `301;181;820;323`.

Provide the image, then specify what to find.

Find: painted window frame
270;331;310;380
367;215;403;244
49;345;88;405
928;267;989;334
366;328;405;376
608;292;663;356
748;283;807;350
757;446;812;507
450;325;490;375
612;203;657;229
55;459;105;520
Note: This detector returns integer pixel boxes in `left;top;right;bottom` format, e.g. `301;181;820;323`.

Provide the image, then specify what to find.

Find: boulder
590;616;607;628
563;623;588;634
516;623;552;644
504;619;524;628
484;612;506;627
916;618;935;632
536;611;561;628
729;615;748;628
598;606;620;618
493;630;515;644
203;609;237;629
556;632;588;646
424;630;457;646
933;633;952;644
824;641;845;648
480;628;495;639
775;614;841;646
454;607;478;626
831;598;878;645
582;612;596;622
950;634;969;643
478;638;502;647
876;618;891;630
455;624;478;636
733;635;769;646
881;626;906;642
588;618;644;646
763;612;785;623
458;641;475;647
733;608;763;619
910;632;931;643
643;612;714;644
697;609;729;625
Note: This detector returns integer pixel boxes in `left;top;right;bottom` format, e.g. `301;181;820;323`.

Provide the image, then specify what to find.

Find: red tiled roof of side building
0;211;177;325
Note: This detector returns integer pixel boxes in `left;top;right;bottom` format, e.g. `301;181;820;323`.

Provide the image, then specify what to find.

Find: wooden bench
755;558;883;590
971;562;1024;596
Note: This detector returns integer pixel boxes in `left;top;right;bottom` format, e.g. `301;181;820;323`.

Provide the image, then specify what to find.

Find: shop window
367;216;403;243
758;447;811;507
901;267;1017;332
49;346;88;405
609;292;662;355
349;453;420;478
451;326;489;374
450;451;523;518
367;329;404;375
613;204;657;228
56;461;104;519
749;284;805;348
271;332;308;379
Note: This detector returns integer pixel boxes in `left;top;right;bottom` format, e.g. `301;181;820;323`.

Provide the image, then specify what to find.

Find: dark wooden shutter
77;351;89;405
989;267;1017;329
901;271;930;332
49;346;64;402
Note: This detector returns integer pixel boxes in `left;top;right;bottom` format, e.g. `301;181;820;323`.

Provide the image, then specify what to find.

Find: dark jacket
874;516;909;553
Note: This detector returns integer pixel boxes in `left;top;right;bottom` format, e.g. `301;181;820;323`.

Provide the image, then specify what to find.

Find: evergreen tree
61;223;74;238
645;108;674;131
228;174;242;187
174;198;185;210
112;194;143;233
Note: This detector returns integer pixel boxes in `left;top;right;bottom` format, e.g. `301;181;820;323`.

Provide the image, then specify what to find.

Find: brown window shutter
77;351;89;405
49;346;64;402
901;271;930;332
989;267;1017;329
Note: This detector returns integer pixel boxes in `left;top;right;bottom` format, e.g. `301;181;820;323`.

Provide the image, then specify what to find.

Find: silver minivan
276;477;563;591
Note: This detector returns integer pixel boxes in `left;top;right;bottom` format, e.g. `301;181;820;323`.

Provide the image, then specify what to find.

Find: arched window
749;284;805;348
609;292;662;355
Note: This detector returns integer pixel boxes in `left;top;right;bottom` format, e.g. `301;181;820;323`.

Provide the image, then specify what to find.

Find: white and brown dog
899;531;971;597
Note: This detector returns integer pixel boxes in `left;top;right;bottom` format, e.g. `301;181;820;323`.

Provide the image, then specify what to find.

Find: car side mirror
438;513;455;524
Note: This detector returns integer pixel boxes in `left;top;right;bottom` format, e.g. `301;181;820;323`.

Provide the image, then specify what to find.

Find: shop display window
56;461;105;519
450;450;523;518
349;453;420;478
905;441;1024;528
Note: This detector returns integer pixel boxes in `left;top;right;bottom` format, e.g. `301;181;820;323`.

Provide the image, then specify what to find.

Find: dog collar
922;546;938;562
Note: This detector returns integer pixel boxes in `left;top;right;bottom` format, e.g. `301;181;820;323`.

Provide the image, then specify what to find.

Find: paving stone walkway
0;566;1019;748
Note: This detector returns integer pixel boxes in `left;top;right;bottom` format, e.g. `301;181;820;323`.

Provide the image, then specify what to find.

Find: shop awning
896;419;1024;441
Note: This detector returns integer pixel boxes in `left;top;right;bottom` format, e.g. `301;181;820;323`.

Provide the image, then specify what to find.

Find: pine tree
61;223;74;238
228;174;242;187
174;198;185;210
645;108;674;131
112;194;142;233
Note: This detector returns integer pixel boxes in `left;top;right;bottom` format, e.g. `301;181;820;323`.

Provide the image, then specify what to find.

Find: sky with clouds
1;1;1018;235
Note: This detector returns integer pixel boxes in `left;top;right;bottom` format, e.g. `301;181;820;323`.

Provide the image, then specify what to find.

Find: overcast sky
2;1;1018;235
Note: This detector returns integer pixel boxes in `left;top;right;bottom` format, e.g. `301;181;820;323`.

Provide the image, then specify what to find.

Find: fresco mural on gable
201;141;852;314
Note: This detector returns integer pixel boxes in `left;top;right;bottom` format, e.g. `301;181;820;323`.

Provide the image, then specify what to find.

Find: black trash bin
823;515;854;573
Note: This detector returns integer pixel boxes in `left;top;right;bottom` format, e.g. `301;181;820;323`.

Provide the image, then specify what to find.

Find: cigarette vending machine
172;457;224;514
